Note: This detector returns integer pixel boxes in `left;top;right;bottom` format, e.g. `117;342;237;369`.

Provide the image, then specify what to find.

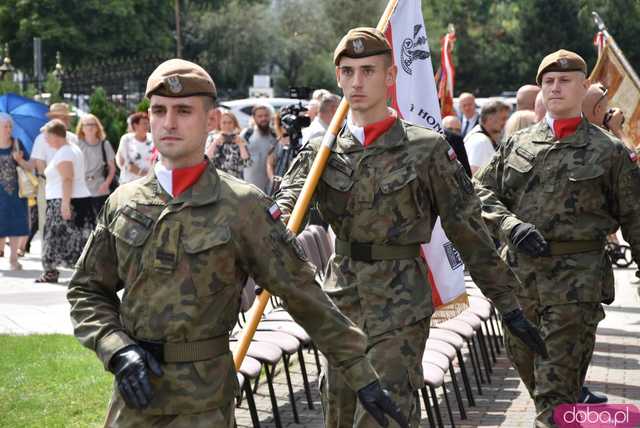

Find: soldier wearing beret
67;58;407;427
474;49;640;426
276;27;547;427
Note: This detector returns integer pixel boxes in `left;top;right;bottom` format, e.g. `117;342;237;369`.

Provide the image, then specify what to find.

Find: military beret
333;27;392;65
145;58;217;99
536;49;587;85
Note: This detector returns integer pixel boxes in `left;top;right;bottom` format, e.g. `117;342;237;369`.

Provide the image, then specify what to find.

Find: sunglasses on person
593;85;608;116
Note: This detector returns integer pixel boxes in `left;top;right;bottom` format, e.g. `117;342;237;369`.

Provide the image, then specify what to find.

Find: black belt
335;238;420;262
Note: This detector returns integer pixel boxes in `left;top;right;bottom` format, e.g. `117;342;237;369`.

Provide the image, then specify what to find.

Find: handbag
13;140;38;199
101;140;119;193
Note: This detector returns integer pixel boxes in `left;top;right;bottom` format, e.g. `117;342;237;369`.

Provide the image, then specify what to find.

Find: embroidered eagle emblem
401;24;430;75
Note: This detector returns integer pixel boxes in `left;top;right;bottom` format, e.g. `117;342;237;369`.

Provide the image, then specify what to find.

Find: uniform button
129;229;138;239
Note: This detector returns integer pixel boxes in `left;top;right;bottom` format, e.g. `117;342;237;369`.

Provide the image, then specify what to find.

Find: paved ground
2;238;639;427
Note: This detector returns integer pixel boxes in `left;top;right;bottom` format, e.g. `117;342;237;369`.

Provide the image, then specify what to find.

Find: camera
279;102;311;147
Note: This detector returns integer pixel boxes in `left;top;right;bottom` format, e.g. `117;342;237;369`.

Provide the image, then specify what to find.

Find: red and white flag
438;28;457;117
385;0;467;314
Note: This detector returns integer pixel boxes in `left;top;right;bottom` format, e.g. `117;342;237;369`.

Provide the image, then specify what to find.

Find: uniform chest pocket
183;225;237;297
568;165;606;211
506;148;534;174
111;206;153;275
379;166;424;218
319;161;354;216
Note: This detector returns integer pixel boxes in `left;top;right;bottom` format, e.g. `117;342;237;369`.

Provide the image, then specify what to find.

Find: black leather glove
503;308;549;359
510;223;549;257
357;381;408;428
109;345;164;409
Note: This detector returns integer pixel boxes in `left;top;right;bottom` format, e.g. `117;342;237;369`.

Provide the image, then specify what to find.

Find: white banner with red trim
384;0;467;313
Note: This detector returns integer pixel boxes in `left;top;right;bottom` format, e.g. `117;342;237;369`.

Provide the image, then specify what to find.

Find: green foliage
0;334;111;427
89;87;127;147
2;0;640;99
43;71;62;104
136;98;150;113
0;75;20;95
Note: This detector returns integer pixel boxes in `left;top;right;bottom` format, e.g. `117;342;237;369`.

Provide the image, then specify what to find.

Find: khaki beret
145;58;216;99
536;49;587;85
333;27;392;65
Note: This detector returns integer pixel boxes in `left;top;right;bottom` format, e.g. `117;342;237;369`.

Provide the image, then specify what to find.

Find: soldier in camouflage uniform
67;59;407;428
474;49;640;427
276;27;547;428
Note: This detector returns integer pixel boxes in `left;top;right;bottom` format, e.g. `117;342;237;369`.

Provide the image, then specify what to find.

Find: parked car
219;97;309;129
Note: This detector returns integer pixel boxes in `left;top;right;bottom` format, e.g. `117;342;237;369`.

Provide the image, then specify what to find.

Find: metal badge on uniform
352;38;365;54
447;147;457;161
165;76;183;94
268;203;282;221
558;58;568;68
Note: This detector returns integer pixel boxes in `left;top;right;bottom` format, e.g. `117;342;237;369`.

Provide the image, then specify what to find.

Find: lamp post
0;43;15;80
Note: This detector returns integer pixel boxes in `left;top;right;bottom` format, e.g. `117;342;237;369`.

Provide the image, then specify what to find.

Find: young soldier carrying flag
275;27;547;428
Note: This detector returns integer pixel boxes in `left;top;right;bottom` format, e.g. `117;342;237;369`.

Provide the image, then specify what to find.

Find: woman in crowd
76;114;116;214
208;110;251;178
116;112;153;184
0;113;31;271
37;119;92;283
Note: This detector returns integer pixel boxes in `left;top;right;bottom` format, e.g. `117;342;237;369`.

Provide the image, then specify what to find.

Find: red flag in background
438;26;456;117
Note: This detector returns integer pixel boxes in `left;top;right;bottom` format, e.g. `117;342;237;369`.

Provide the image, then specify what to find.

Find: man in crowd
241;104;277;193
474;49;640;427
442;115;471;176
582;82;631;147
276;27;546;428
67;58;406;428
516;84;541;111
302;93;340;144
464;98;511;175
458;92;479;138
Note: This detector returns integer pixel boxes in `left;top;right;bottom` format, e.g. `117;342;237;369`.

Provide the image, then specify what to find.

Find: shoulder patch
447;147;457;161
268;203;282;221
630;151;638;163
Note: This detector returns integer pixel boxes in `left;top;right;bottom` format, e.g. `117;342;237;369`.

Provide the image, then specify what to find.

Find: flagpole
592;11;640;91
233;0;401;370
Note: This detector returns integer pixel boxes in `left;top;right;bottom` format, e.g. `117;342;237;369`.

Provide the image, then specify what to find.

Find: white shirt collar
154;161;173;196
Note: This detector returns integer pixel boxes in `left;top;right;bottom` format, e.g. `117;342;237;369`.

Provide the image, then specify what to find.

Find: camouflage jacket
276;118;520;337
67;161;376;415
474;119;640;304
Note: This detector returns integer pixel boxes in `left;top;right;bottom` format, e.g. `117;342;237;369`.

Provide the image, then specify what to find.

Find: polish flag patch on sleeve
629;151;638;163
268;203;282;221
447;147;457;161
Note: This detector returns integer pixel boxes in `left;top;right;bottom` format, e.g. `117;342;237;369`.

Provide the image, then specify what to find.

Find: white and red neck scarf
545;113;583;140
155;160;208;198
347;108;398;147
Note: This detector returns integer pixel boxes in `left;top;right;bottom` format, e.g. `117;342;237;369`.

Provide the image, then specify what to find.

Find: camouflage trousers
102;392;234;428
504;297;605;428
319;318;429;428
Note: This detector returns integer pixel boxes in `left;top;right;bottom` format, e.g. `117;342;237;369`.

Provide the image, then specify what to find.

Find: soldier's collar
133;159;221;207
334;117;407;153
531;119;589;147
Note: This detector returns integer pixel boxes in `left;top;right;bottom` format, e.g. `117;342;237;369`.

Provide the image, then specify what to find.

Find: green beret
536;49;587;85
333;27;392;66
145;59;217;99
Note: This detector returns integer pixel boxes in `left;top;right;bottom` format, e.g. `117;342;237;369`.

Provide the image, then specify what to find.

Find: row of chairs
233;225;507;428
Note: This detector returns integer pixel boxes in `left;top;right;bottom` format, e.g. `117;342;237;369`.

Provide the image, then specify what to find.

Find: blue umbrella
0;93;49;155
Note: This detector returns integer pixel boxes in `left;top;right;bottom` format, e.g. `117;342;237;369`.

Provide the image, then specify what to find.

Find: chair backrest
297;230;324;273
308;225;334;270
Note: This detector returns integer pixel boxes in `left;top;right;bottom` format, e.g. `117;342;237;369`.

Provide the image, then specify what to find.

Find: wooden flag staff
233;0;400;370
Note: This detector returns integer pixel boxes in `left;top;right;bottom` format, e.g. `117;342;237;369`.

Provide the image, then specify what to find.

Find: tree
89;87;127;147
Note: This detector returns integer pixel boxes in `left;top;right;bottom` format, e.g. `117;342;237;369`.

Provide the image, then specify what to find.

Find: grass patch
0;334;112;427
